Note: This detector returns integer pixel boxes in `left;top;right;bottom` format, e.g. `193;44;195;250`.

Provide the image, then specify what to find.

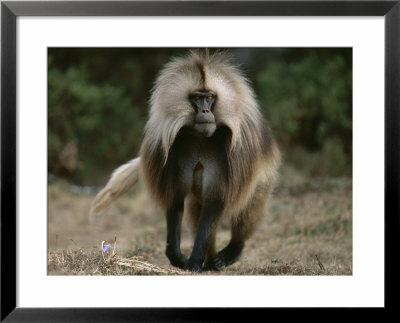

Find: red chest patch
194;161;204;171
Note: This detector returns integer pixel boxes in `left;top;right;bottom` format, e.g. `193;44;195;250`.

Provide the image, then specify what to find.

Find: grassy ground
48;166;352;275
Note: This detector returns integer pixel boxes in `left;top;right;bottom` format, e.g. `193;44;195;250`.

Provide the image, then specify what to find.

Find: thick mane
140;50;276;207
93;50;281;272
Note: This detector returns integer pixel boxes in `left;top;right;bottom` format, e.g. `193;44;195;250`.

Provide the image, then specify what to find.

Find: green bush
258;51;352;176
48;64;145;184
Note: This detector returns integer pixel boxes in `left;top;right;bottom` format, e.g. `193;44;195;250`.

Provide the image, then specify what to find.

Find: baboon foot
204;241;244;271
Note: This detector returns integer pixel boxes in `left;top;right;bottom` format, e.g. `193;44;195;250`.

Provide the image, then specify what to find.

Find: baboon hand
166;250;187;269
184;259;203;273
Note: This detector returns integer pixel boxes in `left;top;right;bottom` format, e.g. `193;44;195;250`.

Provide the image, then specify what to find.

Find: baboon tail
89;157;140;218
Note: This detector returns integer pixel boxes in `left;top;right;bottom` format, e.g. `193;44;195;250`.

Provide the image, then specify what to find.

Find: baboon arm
89;157;140;218
165;201;187;268
185;201;223;272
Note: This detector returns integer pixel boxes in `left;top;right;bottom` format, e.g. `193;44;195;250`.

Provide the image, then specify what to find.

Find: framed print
1;1;399;321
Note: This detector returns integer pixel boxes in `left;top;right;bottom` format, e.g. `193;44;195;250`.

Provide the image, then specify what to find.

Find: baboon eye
195;95;201;100
206;95;213;101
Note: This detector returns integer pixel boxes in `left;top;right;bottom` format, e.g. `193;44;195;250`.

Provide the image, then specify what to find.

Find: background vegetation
48;48;352;275
48;48;352;185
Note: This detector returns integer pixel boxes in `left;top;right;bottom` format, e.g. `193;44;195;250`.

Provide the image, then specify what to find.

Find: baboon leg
185;201;223;272
165;201;187;269
208;185;272;271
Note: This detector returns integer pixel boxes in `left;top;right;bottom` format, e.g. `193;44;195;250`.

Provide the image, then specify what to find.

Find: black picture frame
1;1;398;321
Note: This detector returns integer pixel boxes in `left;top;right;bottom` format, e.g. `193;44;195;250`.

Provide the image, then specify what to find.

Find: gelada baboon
90;50;280;272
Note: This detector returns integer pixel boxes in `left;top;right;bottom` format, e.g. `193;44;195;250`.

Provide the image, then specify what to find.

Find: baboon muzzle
190;91;217;137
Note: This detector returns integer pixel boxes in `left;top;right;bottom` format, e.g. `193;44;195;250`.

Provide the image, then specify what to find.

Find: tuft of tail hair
89;157;140;219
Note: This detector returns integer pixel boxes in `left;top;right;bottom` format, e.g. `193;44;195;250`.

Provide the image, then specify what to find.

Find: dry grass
48;167;352;275
48;248;182;275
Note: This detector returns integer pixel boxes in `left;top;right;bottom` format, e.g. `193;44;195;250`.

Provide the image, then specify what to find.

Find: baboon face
189;90;217;137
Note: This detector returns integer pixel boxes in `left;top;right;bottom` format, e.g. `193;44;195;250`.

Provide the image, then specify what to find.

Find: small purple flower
101;239;117;263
